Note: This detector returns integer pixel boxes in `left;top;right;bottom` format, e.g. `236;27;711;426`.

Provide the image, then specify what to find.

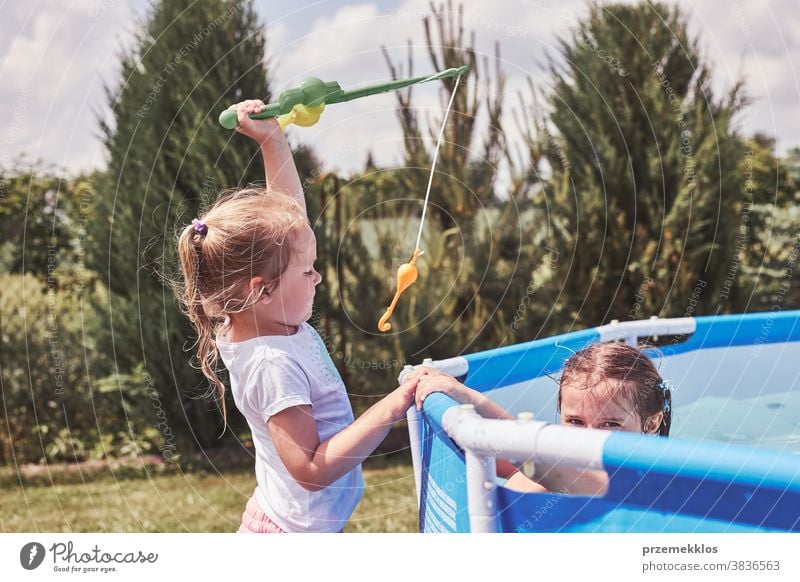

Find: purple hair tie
191;218;208;235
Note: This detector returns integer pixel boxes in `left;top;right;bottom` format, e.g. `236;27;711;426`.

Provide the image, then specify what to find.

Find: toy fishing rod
218;65;468;131
220;64;468;333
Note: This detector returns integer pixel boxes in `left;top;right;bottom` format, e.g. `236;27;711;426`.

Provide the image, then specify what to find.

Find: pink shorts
237;490;285;534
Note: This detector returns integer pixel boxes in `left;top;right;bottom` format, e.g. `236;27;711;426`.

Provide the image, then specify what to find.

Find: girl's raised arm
231;100;306;216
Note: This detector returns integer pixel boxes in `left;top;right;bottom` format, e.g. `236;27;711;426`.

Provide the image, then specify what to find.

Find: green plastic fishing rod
218;65;468;130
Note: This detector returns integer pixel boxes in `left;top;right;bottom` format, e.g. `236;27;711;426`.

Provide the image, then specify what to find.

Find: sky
1;0;798;178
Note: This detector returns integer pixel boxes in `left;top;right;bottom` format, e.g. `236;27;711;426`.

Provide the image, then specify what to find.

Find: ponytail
177;222;228;427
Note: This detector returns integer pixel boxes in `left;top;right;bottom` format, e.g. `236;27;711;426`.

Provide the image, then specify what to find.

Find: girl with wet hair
408;342;672;494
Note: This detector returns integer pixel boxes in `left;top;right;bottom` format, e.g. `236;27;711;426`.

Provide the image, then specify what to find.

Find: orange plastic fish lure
378;249;424;332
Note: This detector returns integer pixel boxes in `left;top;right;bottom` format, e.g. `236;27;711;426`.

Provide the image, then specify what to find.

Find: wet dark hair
557;342;671;436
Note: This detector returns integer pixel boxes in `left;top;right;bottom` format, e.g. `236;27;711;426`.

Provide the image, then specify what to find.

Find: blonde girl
176;101;416;532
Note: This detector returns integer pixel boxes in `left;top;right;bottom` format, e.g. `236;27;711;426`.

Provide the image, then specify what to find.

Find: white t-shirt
217;323;364;532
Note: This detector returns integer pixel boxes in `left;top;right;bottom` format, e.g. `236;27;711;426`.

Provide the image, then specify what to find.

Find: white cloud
0;0;136;172
268;0;567;175
675;0;800;149
269;2;439;173
1;0;798;175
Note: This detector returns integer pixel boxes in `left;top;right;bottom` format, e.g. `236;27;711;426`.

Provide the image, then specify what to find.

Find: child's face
268;225;321;326
559;380;643;432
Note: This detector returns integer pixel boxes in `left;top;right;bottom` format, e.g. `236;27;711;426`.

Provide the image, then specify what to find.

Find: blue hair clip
659;380;672;413
192;218;208;235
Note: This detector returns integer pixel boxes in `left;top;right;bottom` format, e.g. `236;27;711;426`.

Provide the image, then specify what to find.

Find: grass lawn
0;462;418;533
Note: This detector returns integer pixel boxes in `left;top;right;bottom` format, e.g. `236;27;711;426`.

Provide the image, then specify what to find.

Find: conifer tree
531;2;747;326
90;0;277;446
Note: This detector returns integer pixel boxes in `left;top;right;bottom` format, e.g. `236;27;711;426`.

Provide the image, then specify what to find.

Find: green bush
0;269;167;465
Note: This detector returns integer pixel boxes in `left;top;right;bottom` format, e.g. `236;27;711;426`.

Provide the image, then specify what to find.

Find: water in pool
673;391;800;453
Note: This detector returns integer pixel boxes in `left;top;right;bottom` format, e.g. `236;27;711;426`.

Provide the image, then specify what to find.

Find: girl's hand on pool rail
411;367;514;420
412;367;474;410
384;377;420;423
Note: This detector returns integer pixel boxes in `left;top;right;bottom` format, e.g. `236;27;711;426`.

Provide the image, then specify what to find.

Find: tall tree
90;0;277;448
374;1;552;363
530;2;748;327
736;136;800;312
382;0;506;229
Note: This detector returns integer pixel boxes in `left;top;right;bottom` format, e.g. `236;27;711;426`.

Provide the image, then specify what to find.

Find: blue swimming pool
404;311;800;532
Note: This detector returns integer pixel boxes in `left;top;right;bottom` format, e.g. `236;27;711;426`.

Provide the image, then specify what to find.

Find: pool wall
405;311;800;532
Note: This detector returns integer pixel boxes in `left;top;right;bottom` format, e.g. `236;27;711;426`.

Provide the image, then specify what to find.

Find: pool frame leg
406;405;423;505
465;449;499;533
